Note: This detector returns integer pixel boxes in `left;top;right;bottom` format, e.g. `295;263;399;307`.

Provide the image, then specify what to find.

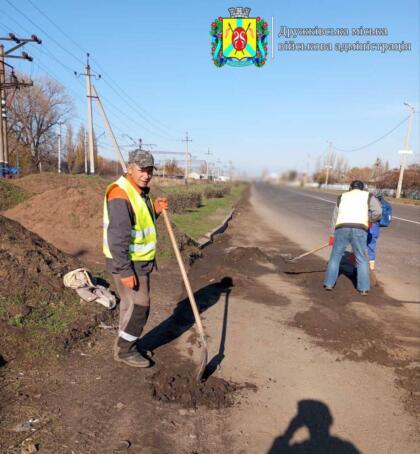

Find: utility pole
396;103;416;199
123;135;156;152
205;148;211;179
229;160;233;180
75;53;100;175
182;132;192;180
84;132;88;174
0;33;40;176
57;122;64;174
324;141;333;186
91;84;126;173
138;138;156;151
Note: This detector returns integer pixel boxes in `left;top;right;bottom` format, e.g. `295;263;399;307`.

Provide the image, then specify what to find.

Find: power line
333;116;410;153
22;0;180;139
4;0;84;65
25;0;86;55
2;3;182;143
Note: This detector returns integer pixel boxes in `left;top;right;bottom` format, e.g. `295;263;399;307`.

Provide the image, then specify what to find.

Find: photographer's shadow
268;400;360;454
138;277;233;352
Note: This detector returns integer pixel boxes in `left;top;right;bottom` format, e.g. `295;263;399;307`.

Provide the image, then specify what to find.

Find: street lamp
396;103;416;198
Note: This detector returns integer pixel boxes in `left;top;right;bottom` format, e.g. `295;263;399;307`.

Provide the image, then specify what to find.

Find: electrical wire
333;116;410;152
23;0;181;139
4;0;85;65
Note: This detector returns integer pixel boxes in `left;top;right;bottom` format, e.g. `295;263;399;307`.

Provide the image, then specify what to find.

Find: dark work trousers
112;273;151;358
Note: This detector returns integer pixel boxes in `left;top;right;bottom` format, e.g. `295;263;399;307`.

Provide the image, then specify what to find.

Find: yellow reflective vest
103;176;157;261
336;189;369;229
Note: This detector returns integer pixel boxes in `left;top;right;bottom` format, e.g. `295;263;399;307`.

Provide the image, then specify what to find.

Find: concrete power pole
396;103;416;199
205;148;211;179
84;132;88;174
57;122;64;174
75;53;100;175
0;34;40;176
91;84;126;173
324;141;333;186
85;55;95;174
0;44;6;174
182;132;192;180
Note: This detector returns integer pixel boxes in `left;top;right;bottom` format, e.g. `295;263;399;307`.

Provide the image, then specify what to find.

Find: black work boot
114;337;151;368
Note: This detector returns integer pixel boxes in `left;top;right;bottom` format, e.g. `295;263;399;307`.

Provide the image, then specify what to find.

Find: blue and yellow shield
222;18;257;60
210;9;269;68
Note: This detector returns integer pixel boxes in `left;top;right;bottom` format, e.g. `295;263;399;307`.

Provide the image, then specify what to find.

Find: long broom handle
291;242;330;262
161;209;207;347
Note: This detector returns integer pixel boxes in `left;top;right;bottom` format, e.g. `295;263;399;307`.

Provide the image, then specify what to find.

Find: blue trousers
324;228;370;292
367;222;380;261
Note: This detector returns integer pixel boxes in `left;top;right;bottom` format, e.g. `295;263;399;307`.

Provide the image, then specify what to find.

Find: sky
1;0;419;177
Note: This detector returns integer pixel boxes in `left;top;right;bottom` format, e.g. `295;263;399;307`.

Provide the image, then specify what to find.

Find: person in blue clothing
367;193;392;271
324;180;382;295
367;221;380;271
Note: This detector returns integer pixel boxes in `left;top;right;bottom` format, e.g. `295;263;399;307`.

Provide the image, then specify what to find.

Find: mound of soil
9;173;110;196
149;366;237;409
0;215;113;363
0;215;79;301
5;185;105;265
5;175;199;266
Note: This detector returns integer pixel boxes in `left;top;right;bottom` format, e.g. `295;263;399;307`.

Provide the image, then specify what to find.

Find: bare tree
8;75;73;172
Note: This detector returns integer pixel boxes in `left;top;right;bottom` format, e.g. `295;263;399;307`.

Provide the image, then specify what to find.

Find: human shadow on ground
268;399;361;454
202;286;231;380
338;251;358;288
138;277;233;352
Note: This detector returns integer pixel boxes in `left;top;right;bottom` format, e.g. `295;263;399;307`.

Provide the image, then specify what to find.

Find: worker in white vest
324;180;382;295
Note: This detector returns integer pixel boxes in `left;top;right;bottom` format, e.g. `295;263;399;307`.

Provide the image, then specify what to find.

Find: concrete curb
196;209;235;249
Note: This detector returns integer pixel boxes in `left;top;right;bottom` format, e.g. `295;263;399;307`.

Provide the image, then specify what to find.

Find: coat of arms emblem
210;7;269;67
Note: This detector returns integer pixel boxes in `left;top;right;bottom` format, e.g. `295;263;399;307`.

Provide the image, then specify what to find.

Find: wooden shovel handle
161;210;207;347
290;242;330;262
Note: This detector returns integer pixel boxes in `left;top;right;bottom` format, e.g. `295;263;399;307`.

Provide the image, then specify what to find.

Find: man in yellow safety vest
103;150;168;367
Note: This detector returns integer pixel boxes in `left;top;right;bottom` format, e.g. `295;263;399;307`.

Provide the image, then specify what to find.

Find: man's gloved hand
328;235;335;246
154;197;169;215
120;275;137;289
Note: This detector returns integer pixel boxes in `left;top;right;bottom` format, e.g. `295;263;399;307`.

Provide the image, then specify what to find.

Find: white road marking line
393;216;420;225
283;187;420;225
283;187;336;204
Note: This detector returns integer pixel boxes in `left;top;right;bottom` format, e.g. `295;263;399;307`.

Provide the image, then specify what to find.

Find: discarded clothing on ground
63;268;116;309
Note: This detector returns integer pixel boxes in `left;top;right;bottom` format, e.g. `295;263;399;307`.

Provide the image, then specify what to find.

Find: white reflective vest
336;190;369;229
103;176;157;261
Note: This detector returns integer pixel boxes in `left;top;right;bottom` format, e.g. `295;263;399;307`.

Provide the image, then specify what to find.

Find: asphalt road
252;183;420;302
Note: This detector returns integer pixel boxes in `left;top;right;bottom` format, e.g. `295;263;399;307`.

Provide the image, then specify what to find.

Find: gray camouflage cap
128;149;156;169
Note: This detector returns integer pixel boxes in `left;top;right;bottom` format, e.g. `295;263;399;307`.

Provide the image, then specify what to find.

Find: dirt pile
0;215;78;301
5;174;199;266
8;172;110;196
0;215;109;362
149;366;237;409
5;184;105;265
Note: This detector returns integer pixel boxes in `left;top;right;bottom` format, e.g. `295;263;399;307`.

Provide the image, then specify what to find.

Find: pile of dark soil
0;215;78;301
149;366;237;409
0;215;109;362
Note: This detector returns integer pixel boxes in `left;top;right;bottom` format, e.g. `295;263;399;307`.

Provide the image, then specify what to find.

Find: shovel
283;242;330;263
161;209;208;382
